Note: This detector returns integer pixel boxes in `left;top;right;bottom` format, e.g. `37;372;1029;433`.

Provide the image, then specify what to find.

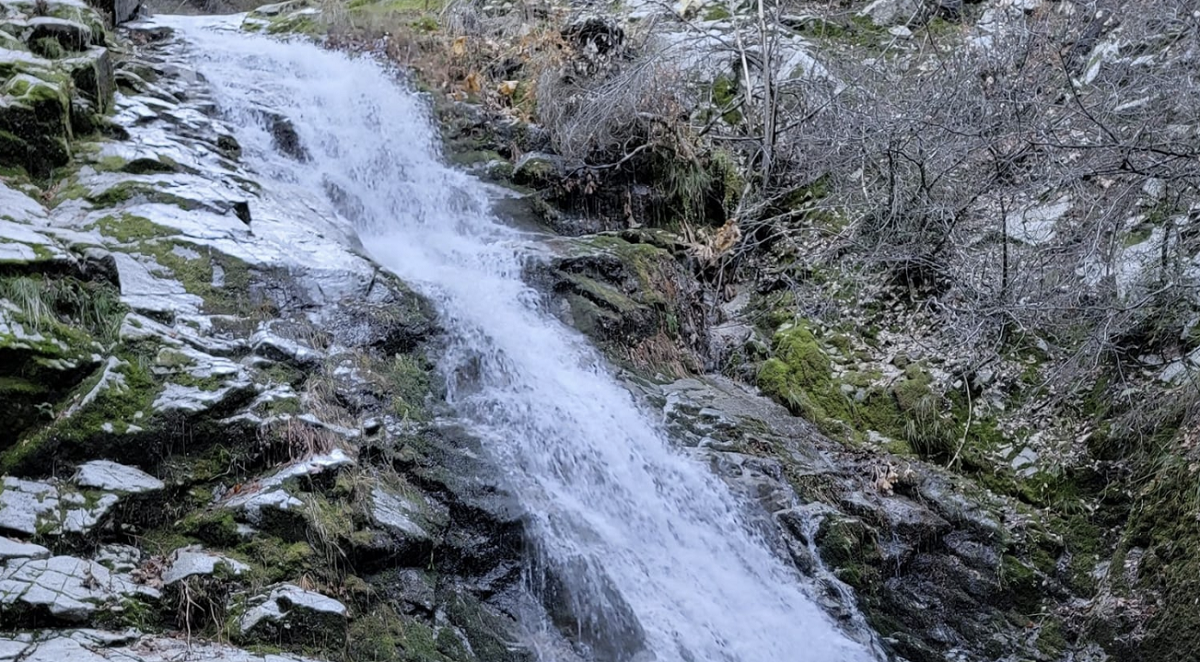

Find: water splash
163;15;878;662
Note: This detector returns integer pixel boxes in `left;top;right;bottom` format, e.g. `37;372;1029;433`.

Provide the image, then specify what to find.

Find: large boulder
160;547;250;585
538;231;707;376
237;583;348;646
64;47;115;115
0;71;72;176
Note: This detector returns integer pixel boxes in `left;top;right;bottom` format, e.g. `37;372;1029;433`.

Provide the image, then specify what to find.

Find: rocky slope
3;0;1199;661
2;7;542;661
415;0;1200;659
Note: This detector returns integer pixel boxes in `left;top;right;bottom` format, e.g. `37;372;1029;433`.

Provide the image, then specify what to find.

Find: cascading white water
163;15;878;662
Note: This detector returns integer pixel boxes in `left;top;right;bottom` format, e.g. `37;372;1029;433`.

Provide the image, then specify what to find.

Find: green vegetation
96;213;173;243
1;355;157;474
387;353;433;420
0;274;124;345
755;319;965;457
131;239;258;316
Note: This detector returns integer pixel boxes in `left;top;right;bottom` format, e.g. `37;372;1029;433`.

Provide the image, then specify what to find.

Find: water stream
162;15;877;662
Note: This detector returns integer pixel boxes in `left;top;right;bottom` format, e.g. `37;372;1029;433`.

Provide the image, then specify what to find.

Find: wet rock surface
5;0;1186;659
629;374;1069;662
237;583;348;644
1;11;540;662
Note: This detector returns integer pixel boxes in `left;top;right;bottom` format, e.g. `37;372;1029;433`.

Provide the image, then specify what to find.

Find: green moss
388;353;433;421
94;155;129;172
87;180;199;209
240;537;317;584
264;396;302;415
754;320;963;456
91;596;160;631
140;525;198;556
29;37;64;59
815;515;882;590
999;554;1040;611
2;354;158;473
180;509;242;547
348;605;454;662
756;322;855;436
124;156;179;174
136;240;258;316
702;4;731;20
1123;226;1153;248
96;213;173;243
1116;460;1200;659
87;181;145;207
170;372;226;391
564;273;640;314
711;75;742;126
1035;618;1069;657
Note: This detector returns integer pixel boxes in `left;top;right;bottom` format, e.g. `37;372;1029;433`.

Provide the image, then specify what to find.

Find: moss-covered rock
0;273;123;445
541;231;706;376
0;71;73;176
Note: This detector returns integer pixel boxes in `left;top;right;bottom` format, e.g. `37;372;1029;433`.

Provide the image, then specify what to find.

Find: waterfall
162;15;877;662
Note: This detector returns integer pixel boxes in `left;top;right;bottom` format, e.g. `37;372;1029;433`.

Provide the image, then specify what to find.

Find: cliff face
2;0;1198;660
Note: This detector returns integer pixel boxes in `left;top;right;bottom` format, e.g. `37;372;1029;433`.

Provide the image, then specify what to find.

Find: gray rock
0;478;59;536
0;477;128;538
59;493;120;533
250;329;323;368
112;252;203;317
512;152;565;188
371;486;432;542
74;461;164;494
0;632;328;661
1004;196;1072;245
0;181;47;225
161;547;250;585
391;568;436;614
238;583;347;643
0;537;50;562
112;0;143;24
151;379;255;415
63;47;114;113
92;545;141;573
224;488;304;526
0;556;159;621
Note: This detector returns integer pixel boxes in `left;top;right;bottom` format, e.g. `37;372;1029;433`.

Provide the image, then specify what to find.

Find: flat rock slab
0;473;143;538
161;546;249;585
75;460;164;494
0;556;159;621
111;251;203;317
223;449;353;525
151;379;254;415
0;182;48;224
0;631;329;661
0;478;59;537
238;583;347;640
0;537;50;562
